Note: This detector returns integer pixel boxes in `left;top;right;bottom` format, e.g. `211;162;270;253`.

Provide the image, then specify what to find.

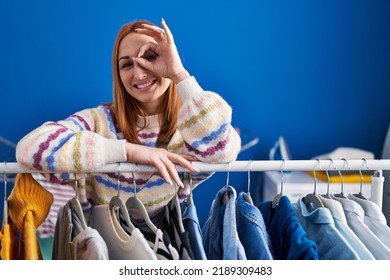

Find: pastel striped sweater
16;76;241;224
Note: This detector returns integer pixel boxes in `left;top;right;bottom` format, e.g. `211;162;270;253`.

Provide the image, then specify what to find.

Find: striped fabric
16;76;241;224
34;173;75;238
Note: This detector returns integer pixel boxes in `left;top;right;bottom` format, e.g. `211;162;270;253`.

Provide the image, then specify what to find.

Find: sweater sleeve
170;76;241;163
16;106;127;177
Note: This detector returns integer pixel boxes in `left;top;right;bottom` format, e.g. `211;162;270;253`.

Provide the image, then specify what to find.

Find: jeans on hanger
236;192;273;260
202;185;247;260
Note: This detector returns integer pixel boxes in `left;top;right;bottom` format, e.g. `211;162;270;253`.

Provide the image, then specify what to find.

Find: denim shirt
293;196;359;260
202;185;247;260
258;196;319;260
236;192;273;259
181;200;208;260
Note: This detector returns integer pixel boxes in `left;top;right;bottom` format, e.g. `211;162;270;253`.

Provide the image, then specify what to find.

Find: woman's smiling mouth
133;79;157;90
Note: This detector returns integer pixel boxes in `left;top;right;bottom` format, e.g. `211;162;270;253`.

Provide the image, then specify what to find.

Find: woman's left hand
133;18;190;84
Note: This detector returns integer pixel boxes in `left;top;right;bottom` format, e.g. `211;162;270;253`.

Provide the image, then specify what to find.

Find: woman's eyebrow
118;55;131;61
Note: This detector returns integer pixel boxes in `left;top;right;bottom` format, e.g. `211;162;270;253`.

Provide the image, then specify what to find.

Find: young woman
16;18;241;226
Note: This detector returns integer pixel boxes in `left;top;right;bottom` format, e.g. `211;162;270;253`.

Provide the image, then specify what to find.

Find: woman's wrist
125;142;136;162
171;69;190;85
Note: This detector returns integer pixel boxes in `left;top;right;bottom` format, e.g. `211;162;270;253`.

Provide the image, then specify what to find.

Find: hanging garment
137;227;180;260
293;196;359;260
347;193;390;249
258;196;319;260
0;220;19;260
126;195;180;260
236;191;273;260
330;194;390;260
180;199;207;260
162;194;194;260
33;173;75;239
6;173;54;260
52;198;109;260
318;195;375;260
89;204;157;260
202;185;247;260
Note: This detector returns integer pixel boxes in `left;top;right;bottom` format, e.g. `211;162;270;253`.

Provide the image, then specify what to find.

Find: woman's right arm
16;105;198;186
16;106;127;178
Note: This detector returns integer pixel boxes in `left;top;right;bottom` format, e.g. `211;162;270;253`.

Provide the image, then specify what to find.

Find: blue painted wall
1;0;389;226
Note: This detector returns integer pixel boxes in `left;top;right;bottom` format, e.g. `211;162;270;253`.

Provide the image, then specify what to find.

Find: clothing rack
2;159;389;208
2;159;390;173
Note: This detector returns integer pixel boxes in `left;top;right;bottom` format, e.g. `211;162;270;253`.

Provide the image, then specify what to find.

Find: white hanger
170;188;185;234
125;164;158;233
272;159;286;208
332;158;347;199
222;162;231;205
321;160;332;199
70;174;87;229
109;162;135;233
303;159;324;208
3;162;8;225
352;158;368;200
185;172;193;206
243;160;254;205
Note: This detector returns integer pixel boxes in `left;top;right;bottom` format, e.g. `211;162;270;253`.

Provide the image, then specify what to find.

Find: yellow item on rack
7;173;54;260
306;171;372;183
0;218;21;260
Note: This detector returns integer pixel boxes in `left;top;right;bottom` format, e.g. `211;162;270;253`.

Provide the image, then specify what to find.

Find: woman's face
118;32;170;115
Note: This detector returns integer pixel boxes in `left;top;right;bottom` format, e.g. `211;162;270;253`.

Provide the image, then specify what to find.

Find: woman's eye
142;51;157;62
121;61;133;69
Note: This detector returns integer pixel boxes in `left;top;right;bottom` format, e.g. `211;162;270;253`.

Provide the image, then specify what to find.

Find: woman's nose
133;62;147;79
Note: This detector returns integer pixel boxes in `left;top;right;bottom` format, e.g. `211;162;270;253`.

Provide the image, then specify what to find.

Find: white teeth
137;81;153;89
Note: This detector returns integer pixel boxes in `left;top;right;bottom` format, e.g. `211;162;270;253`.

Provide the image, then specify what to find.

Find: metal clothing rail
2;159;390;174
2;159;388;209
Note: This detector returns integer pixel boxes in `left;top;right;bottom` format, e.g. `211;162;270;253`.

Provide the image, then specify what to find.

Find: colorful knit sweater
16;77;241;224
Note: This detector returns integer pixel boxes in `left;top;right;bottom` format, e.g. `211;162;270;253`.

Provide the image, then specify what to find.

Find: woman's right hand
133;19;190;85
125;142;199;188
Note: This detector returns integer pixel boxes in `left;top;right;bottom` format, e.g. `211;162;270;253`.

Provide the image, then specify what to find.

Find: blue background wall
1;0;389;226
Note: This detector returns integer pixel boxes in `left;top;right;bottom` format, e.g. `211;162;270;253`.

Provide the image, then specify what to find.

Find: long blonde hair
112;20;181;146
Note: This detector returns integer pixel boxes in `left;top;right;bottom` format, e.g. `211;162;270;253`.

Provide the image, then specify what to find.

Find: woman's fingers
136;22;168;42
153;152;199;188
137;42;157;58
170;153;199;173
160;18;173;43
125;142;198;188
153;159;173;186
160;156;184;188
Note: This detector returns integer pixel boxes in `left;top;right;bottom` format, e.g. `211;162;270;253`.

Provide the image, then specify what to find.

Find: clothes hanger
272;159;286;208
125;164;158;233
3;162;8;225
70;173;87;229
109;162;136;233
185;172;194;206
320;160;332;199
169;185;185;234
222;162;231;205
243;160;254;205
332;158;347;199
302;159;324;208
352;158;368;200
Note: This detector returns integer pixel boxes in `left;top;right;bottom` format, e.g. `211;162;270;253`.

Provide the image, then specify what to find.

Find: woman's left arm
170;76;241;164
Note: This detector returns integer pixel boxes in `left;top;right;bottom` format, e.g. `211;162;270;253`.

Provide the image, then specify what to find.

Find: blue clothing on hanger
236;192;273;260
293;196;359;260
180;200;207;260
258;195;319;260
202;185;247;260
